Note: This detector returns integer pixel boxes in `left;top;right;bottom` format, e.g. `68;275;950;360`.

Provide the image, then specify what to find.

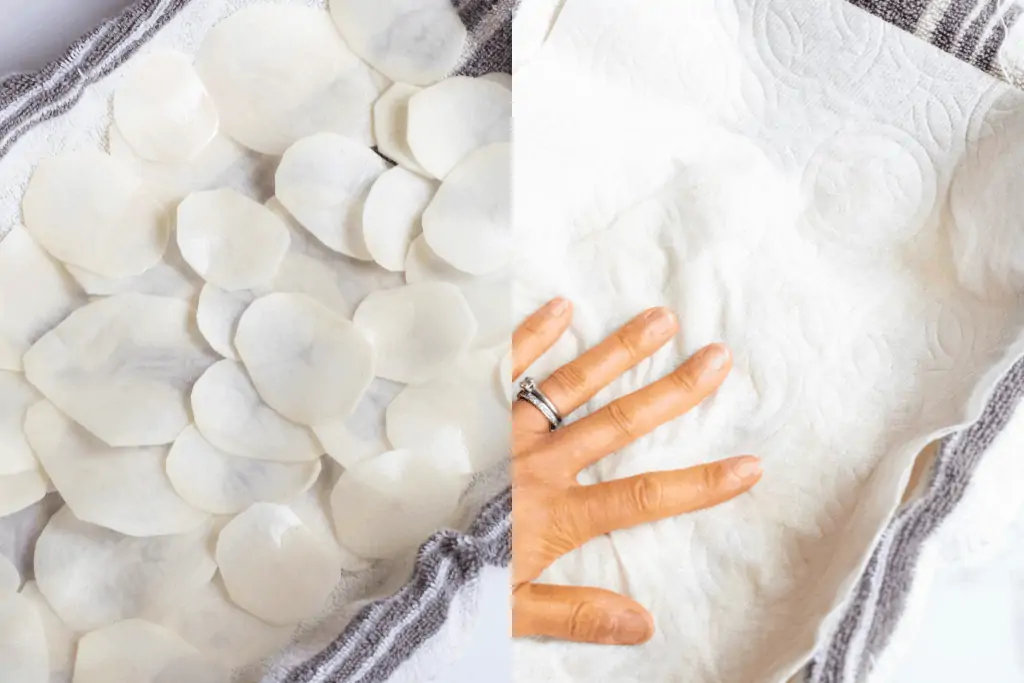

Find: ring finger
513;307;680;434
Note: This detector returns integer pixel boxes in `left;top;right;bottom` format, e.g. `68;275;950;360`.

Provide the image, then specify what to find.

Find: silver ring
517;377;563;430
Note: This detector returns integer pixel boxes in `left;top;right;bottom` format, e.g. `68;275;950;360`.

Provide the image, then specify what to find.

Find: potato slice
177;189;290;292
363;167;438;272
0;371;40;476
312;421;385;469
331;447;470;559
0;227;85;371
24;401;208;537
373;83;428;177
235;293;374;426
196;5;381;155
113;50;219;164
407;77;512;179
156;578;294;670
421;143;511;276
65;239;201;301
35;507;215;632
168;426;321;515
216;503;343;625
195;286;255;361
275;133;388;260
23;294;218;448
329;0;467;85
73;619;228;683
405;235;510;349
22;149;169;278
191;360;323;463
0;592;48;683
386;350;509;472
353;282;476;384
20;582;76;683
0;555;18;593
287;472;372;572
0;469;48;518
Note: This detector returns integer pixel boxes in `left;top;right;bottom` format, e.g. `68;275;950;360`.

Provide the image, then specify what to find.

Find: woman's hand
511;299;763;646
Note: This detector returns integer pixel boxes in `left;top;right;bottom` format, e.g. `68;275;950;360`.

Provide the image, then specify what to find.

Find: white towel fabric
513;1;1024;682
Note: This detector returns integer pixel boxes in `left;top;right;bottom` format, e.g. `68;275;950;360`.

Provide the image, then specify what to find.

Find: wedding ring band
516;377;563;430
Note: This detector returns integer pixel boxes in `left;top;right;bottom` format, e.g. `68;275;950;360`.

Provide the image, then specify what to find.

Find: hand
510;299;763;645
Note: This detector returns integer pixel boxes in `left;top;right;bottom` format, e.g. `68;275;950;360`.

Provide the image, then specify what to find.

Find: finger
553;343;732;473
513;583;654;645
566;455;762;541
513;307;679;433
512;298;573;380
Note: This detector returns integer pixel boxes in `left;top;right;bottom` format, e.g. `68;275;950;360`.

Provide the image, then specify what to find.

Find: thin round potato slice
0;227;85;372
34;507;215;632
24;401;209;537
386;350;509;472
363;167;438;271
73;619;228;683
330;447;471;559
287;472;372;572
275;133;388;260
216;503;343;625
22;149;169;278
156;578;295;670
0;592;48;683
177;189;290;291
421;143;511;276
407;77;511;179
20;582;76;683
0;555;18;593
192;360;323;463
195;285;256;360
312;421;385;470
353;282;476;384
235;293;374;426
0;468;49;518
22;294;218;448
405;235;510;349
65;239;201;301
373;83;428;176
113;50;219;164
329;0;467;86
167;426;321;515
0;371;40;476
196;5;381;155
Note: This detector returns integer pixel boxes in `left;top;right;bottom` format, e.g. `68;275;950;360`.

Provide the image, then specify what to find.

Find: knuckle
605;402;638;439
612;327;643;359
698;465;719;497
568;601;612;642
628;476;664;513
669;365;700;394
549;363;589;397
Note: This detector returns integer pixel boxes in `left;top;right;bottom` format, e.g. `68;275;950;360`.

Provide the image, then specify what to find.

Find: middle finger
513;307;679;433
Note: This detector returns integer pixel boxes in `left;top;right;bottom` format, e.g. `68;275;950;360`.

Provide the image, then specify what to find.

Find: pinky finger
512;583;654;645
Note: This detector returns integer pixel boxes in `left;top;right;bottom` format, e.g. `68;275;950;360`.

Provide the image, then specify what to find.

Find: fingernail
730;456;762;480
618;610;654;645
641;307;677;336
700;344;730;378
547;297;570;316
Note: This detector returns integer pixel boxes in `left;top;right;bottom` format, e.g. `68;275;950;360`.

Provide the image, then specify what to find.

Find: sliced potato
331;447;470;559
196;5;381;155
20;582;76;683
167;426;321;515
407;77;511;179
329;0;467;85
192;360;323;463
312;421;386;469
177;189;290;291
0;592;48;683
0;468;48;518
195;285;255;360
287;472;372;572
373;83;428;176
0;371;40;476
363;167;438;271
353;282;476;384
405;235;510;349
275;133;388;260
24;401;209;537
73;619;228;683
22;294;218;448
386;350;509;472
34;507;215;632
156;578;295;670
0;226;85;371
113;50;219;164
235;293;374;426
65;238;202;301
0;555;18;593
421;143;511;276
216;503;343;625
22;149;169;278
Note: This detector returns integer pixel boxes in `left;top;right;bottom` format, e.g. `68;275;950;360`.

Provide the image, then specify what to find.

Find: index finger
512;298;573;379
